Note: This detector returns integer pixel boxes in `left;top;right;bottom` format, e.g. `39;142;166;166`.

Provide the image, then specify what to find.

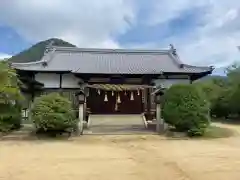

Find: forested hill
8;38;76;63
196;75;226;82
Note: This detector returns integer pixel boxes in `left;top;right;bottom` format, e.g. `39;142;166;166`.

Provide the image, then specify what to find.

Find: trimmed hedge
30;93;77;132
162;84;211;136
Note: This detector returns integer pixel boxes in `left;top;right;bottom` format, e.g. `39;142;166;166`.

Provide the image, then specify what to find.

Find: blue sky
0;26;31;55
0;0;240;75
117;6;206;45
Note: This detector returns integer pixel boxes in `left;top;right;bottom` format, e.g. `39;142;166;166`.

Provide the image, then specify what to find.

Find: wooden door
118;91;143;114
87;89;143;114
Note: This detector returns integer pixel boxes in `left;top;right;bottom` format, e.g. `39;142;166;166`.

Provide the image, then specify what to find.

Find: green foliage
0;103;21;132
195;80;221;107
31;93;77;132
0;62;22;132
211;89;232;118
195;63;240;119
162;84;210;136
195;78;230;118
8;38;76;63
0;62;22;103
226;63;240;84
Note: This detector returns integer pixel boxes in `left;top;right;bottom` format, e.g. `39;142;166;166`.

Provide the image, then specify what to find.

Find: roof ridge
167;50;184;67
167;46;214;72
11;60;44;66
168;54;214;71
11;47;56;66
51;45;171;54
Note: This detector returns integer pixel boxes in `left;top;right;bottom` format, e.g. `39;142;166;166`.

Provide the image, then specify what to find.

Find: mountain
8;38;76;63
212;67;227;76
202;75;226;80
195;75;227;83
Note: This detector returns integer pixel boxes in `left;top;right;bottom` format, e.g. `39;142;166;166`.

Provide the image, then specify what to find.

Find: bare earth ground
1;123;240;180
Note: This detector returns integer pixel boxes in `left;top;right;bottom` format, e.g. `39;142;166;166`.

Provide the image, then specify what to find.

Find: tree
0;62;22;103
226;63;240;85
0;62;22;131
195;80;221;106
162;84;210;136
196;78;229;117
211;88;232;118
225;63;240;117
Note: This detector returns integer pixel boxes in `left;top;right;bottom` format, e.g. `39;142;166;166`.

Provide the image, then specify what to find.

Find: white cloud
149;0;207;25
0;53;11;60
0;0;240;70
0;0;135;48
149;0;240;68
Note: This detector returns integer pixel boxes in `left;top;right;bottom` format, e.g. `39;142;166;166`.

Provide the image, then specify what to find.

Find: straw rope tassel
115;99;118;111
117;93;121;103
130;91;134;101
104;92;108;102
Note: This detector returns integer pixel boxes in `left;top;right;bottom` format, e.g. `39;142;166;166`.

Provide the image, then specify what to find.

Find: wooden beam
146;88;151;117
59;73;62;89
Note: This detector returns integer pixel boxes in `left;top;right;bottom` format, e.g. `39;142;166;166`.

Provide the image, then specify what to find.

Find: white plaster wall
154;79;190;89
35;73;60;88
62;74;80;88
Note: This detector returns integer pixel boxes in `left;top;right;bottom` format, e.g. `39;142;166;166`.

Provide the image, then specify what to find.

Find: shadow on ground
0;125;73;141
0;124;157;142
213;118;240;125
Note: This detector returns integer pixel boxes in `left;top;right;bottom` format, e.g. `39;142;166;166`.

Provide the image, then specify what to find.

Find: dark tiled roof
12;46;213;75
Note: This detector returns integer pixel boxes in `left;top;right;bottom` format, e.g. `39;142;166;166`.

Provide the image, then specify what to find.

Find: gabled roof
12;45;213;75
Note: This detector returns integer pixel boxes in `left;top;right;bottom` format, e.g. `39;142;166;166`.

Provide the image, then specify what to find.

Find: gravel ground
1;123;240;180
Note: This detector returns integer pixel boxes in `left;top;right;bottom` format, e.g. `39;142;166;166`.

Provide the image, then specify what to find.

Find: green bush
0;103;22;132
30;93;77;132
0;61;22;132
211;89;232;118
162;84;211;136
194;80;223;116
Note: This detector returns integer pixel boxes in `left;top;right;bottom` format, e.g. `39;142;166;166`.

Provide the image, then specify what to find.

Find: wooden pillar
146;88;151;117
190;75;194;84
30;86;34;102
31;73;36;102
143;88;151;119
83;102;86;121
59;73;63;95
143;89;147;112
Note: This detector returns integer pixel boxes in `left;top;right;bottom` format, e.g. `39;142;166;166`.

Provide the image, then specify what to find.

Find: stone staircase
84;114;154;135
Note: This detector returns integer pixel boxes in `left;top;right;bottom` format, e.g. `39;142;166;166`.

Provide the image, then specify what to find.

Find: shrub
162;84;210;136
211;89;232;118
30;93;77;132
0;103;22;132
0;61;22;132
194;80;222;116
